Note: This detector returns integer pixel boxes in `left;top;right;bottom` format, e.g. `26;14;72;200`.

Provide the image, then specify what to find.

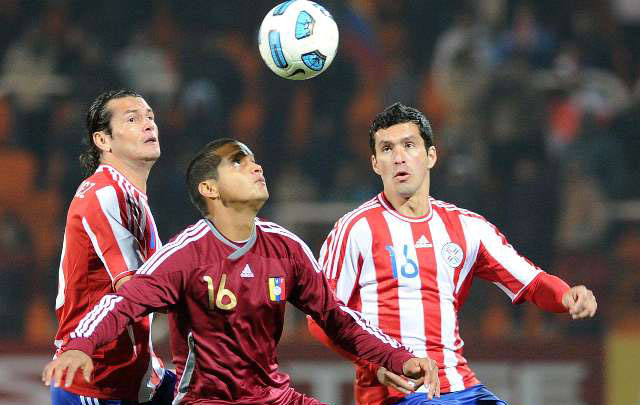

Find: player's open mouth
144;137;158;144
394;171;410;181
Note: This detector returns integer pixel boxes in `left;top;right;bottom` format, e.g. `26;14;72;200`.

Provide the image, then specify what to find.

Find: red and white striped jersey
53;164;164;401
319;193;543;396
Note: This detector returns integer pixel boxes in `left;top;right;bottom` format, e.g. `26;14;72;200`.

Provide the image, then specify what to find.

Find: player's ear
93;131;112;153
371;154;381;175
198;180;219;200
426;146;437;169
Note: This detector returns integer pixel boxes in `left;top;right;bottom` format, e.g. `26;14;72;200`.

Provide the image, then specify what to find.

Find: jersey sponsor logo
75;181;95;198
441;242;464;267
414;235;433;248
268;277;286;301
240;264;254;278
385;244;419;279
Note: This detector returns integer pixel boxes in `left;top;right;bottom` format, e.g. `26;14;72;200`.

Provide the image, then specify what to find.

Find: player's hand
376;366;422;394
562;285;597;319
402;357;440;400
42;350;93;388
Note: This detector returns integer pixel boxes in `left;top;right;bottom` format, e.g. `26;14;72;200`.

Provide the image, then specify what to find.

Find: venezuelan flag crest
268;277;286;302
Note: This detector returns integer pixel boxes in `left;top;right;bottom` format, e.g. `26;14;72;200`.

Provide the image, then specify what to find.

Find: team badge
441;242;464;268
268;277;286;302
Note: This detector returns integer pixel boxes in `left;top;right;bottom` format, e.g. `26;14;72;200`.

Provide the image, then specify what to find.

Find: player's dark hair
368;102;434;155
186;138;238;216
80;89;143;177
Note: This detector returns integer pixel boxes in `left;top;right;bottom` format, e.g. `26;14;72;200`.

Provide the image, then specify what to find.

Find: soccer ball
258;0;339;80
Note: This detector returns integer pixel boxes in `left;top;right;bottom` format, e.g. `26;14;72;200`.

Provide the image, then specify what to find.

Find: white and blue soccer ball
258;0;339;80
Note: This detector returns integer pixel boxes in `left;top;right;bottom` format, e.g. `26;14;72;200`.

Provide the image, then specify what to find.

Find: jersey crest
268;277;286;301
441;242;464;268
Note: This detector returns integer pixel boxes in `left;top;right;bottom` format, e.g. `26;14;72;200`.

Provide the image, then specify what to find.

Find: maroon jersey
65;218;414;404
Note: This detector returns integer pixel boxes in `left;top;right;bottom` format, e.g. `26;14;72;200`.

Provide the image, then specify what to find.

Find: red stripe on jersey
409;221;451;390
368;211;402;341
431;205;470;369
432;206;478;376
475;241;527;294
327;201;378;281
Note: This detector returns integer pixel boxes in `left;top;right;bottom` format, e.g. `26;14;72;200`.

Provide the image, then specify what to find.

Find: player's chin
396;184;418;198
141;148;161;161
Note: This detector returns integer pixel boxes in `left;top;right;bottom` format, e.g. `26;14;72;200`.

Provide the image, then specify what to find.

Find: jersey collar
377;192;433;223
204;219;257;260
97;164;148;199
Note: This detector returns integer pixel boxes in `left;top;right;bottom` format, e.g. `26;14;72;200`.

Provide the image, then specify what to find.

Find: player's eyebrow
378;134;418;146
124;108;154;115
230;150;249;162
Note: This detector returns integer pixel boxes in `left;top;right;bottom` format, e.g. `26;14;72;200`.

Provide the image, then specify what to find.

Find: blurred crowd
1;0;639;345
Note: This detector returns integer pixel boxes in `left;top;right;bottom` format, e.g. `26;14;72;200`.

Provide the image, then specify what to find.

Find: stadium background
0;0;639;404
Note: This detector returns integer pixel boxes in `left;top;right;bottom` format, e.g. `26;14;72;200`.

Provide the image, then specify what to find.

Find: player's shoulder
333;195;383;229
429;197;486;221
71;166;125;202
165;219;210;247
255;218;305;245
137;220;210;275
256;218;320;268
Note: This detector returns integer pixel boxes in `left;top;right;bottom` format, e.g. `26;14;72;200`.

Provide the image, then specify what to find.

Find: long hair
79;89;142;177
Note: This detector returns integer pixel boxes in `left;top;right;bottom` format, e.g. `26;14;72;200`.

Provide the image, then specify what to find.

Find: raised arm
43;243;188;388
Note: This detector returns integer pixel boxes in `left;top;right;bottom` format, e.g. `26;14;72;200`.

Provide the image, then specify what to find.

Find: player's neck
101;156;153;194
384;184;430;218
207;207;256;242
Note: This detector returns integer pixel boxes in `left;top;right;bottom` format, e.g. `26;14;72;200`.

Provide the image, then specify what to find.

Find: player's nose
393;148;407;164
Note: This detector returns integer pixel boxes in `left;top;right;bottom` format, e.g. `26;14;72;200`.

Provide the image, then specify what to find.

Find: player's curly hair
368;102;434;155
79;89;142;177
186;138;237;216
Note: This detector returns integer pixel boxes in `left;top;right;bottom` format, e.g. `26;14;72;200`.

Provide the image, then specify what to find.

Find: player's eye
381;145;391;152
406;142;415;148
127;116;136;122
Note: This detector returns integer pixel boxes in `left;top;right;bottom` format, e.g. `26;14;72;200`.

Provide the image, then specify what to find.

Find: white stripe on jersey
72;295;123;338
429;210;465;391
81;295;124;338
138;220;207;274
257;220;321;273
82;217;113;282
382;212;427;357
339;306;411;351
138;221;209;276
96;186;145;274
463;215;541;301
455;219;480;295
332;217;369;305
326;199;379;279
55;232;67;310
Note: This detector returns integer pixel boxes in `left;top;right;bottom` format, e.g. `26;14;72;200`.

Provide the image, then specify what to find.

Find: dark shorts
50;370;176;405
